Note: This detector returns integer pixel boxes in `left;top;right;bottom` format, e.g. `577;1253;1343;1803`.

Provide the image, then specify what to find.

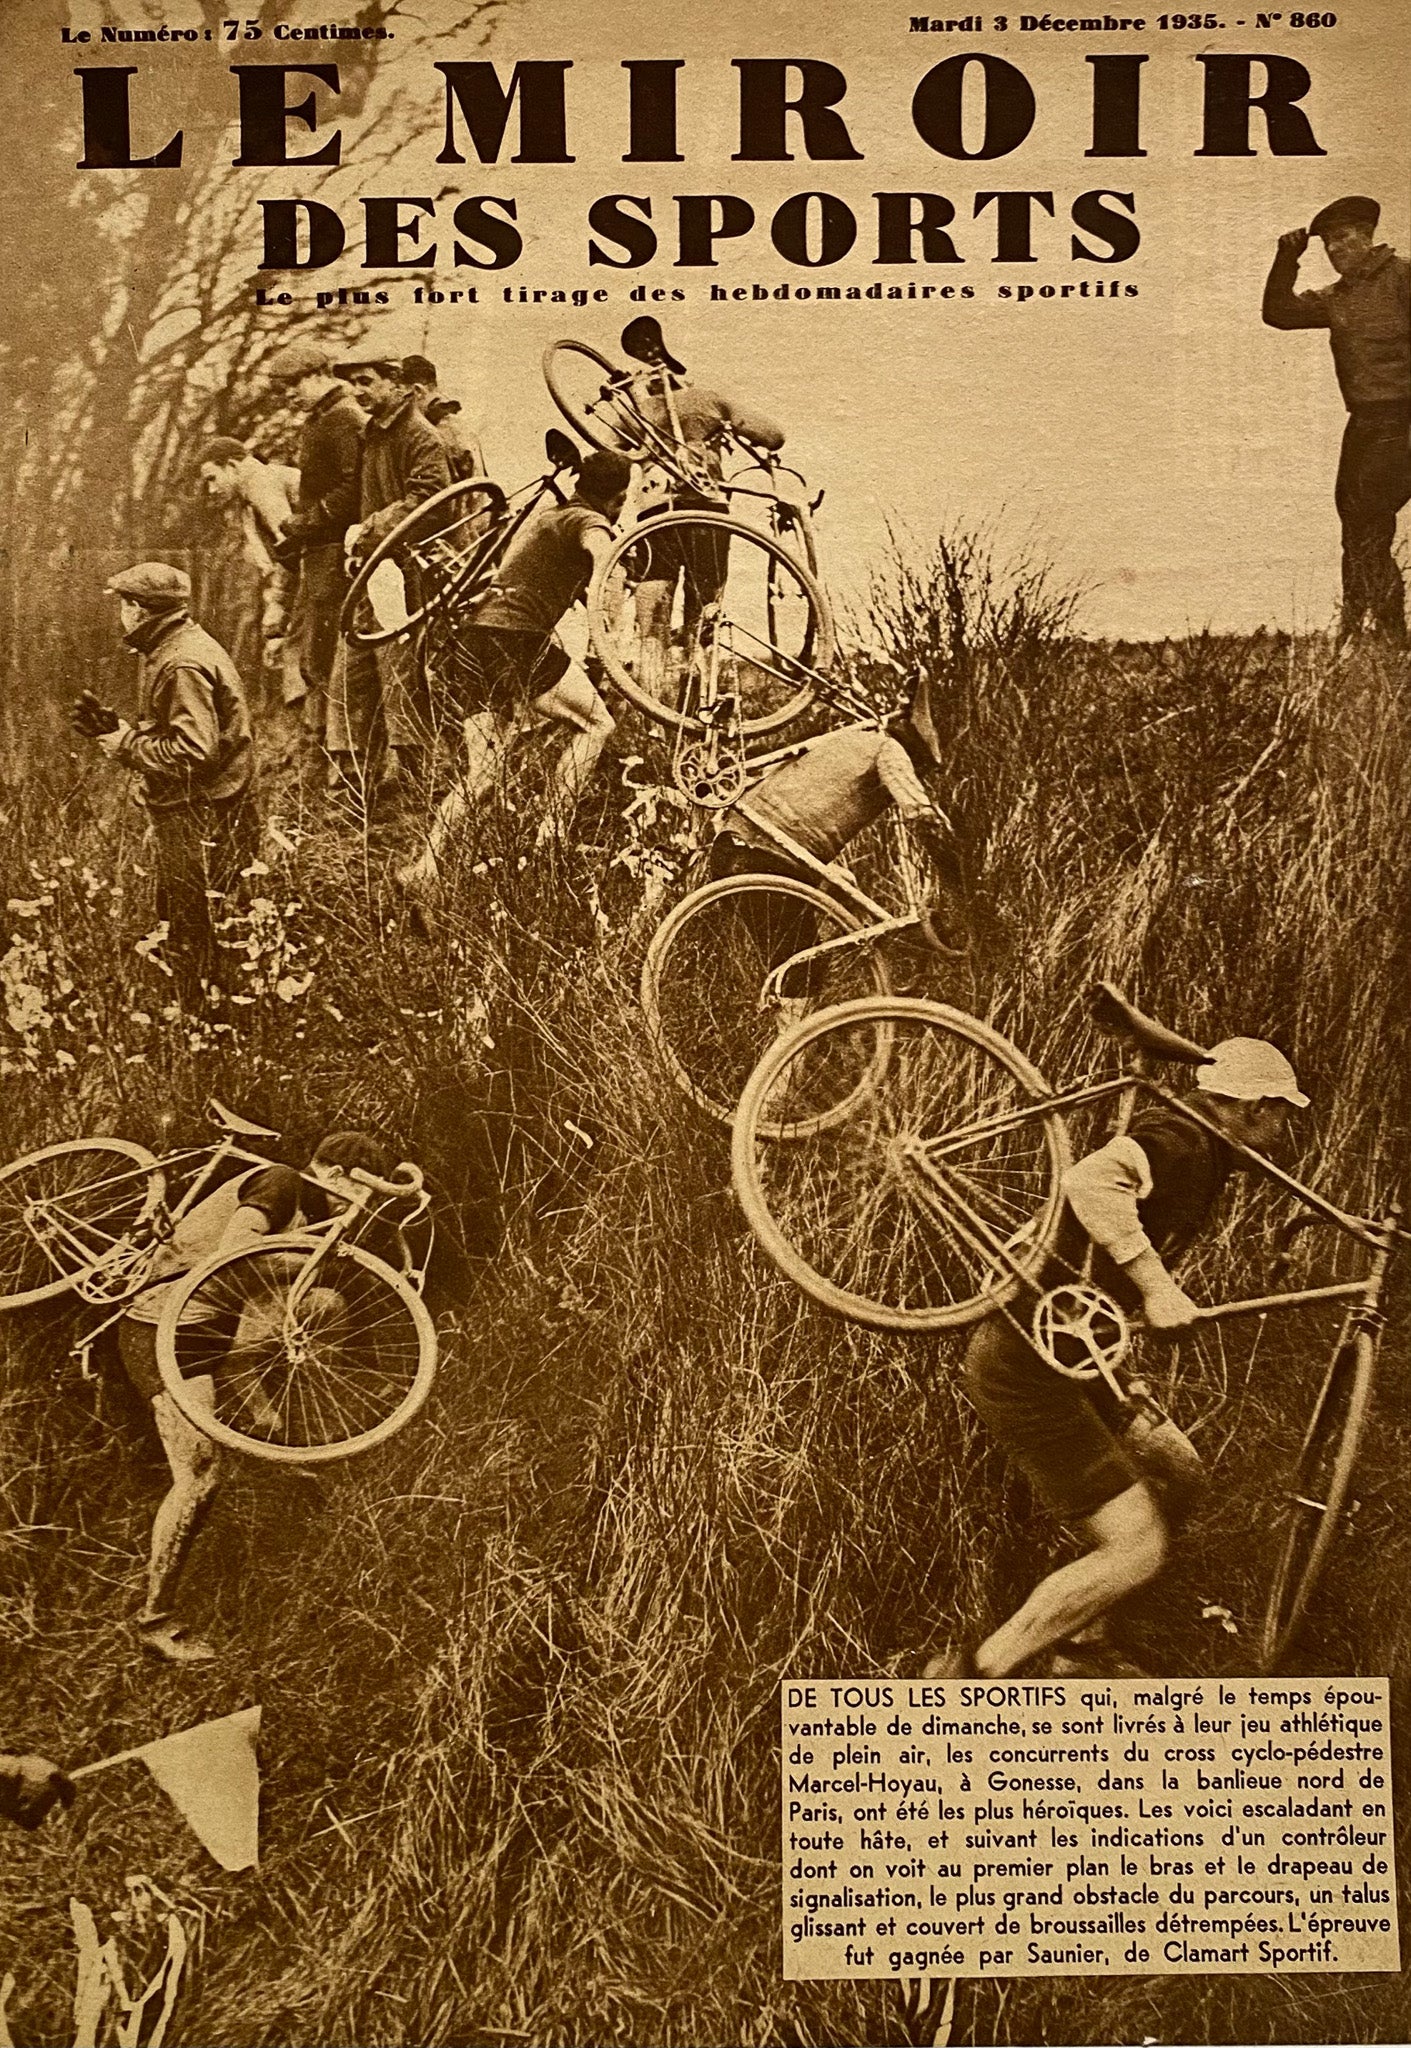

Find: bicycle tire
0;1140;165;1310
588;511;831;737
1259;1328;1375;1672
415;487;549;704
732;996;1071;1333
642;874;892;1131
543;340;652;454
340;479;508;645
154;1233;437;1465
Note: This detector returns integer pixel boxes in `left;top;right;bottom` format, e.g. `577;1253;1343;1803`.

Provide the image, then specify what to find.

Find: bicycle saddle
544;427;581;473
208;1097;282;1140
1087;982;1210;1065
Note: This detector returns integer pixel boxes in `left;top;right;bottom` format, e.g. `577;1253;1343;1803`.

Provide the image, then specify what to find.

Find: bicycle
642;733;962;1130
543;339;824;580
729;982;1406;1670
0;1100;437;1467
338;428;583;673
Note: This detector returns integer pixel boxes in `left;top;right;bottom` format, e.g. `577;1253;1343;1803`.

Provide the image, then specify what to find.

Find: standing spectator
263;340;364;752
196;437;300;708
1262;195;1411;648
328;352;451;796
72;563;258;1006
400;353;486;480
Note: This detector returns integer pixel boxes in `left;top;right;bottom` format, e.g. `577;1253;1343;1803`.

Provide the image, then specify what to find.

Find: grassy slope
2;550;1409;2047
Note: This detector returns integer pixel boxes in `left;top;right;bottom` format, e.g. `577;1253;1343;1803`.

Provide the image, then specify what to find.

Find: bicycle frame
728;798;928;999
62;1132;429;1364
902;1067;1397;1328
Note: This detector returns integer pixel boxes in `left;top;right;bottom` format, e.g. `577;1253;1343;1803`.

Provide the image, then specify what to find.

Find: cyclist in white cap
926;1030;1307;1682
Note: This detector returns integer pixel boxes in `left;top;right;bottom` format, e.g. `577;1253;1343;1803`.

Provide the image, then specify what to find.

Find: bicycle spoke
736;1003;1067;1331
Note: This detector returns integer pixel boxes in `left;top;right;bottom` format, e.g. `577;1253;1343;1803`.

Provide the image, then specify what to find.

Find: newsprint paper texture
1;1;1409;2045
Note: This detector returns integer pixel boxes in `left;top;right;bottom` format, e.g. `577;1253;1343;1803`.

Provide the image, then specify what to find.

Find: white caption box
782;1676;1398;1980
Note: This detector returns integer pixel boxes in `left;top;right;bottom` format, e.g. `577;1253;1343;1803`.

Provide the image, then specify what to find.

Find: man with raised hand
74;563;258;1007
926;1035;1308;1682
1262;195;1411;647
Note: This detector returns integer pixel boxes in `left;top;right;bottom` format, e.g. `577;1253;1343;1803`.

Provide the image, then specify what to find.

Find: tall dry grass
2;540;1409;2046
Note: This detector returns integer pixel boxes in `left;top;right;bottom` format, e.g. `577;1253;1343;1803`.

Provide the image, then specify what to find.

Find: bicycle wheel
543;341;656;456
154;1234;437;1465
732;997;1070;1333
642;875;892;1130
0;1140;164;1310
341;480;508;646
588;512;831;736
1259;1329;1375;1672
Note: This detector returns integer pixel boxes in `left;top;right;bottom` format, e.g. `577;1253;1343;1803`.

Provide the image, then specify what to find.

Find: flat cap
1309;194;1379;239
104;561;191;610
265;338;335;381
331;349;401;376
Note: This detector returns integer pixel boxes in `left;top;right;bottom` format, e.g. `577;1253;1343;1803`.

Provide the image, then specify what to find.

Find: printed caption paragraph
781;1677;1398;1979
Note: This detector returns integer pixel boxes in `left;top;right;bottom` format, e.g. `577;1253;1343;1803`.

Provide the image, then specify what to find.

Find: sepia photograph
1;0;1408;2040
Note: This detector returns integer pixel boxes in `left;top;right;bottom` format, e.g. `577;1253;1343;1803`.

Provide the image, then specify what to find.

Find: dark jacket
1263;244;1411;410
115;609;254;810
358;394;451;546
284;387;364;551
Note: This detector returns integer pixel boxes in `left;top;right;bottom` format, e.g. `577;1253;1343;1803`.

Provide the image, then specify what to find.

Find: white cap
1196;1037;1309;1108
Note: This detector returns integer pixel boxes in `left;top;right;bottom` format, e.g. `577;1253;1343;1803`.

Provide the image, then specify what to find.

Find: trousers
327;603;425;755
1335;402;1411;642
149;788;262;1003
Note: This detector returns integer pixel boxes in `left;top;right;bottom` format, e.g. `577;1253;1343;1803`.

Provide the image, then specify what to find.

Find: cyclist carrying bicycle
118;1129;395;1665
618;318;788;704
711;673;968;965
926;1035;1308;1682
396;448;632;891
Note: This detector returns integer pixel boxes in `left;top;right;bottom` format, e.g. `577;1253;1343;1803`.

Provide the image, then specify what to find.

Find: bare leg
534;665;615;840
634;576;674;704
141;1379;221;1663
398;710;513;888
974;1482;1167;1677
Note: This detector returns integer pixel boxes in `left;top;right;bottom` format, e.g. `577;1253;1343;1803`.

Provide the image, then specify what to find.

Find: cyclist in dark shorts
925;1035;1308;1680
618;318;787;704
397;449;630;889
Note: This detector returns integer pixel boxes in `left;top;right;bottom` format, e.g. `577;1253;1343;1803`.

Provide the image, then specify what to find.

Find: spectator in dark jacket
265;340;364;740
327;352;451;795
73;563;259;1005
401;353;486;481
1263;194;1411;645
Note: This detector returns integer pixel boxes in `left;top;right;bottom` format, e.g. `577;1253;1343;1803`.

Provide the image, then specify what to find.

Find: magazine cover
1;0;1408;2042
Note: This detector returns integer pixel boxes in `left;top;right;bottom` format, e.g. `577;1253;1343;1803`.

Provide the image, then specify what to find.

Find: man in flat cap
327;350;451;796
73;564;258;1004
264;339;364;750
1263;196;1411;647
400;354;486;483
